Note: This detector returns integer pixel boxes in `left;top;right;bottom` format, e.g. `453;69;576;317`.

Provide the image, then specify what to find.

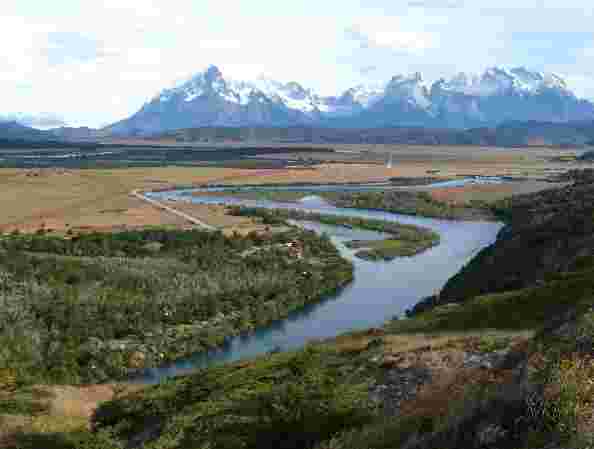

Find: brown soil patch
35;384;117;422
399;366;518;418
0;383;145;447
378;332;533;419
0;415;31;448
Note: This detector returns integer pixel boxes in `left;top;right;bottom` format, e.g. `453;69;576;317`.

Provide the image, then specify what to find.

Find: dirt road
130;189;217;231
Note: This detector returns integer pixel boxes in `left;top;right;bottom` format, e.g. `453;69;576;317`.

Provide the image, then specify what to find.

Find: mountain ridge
105;65;594;136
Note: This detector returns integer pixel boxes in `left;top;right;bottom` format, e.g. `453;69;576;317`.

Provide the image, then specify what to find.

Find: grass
0;154;561;235
388;269;594;334
345;238;436;260
0;167;236;233
526;309;594;444
427;180;560;206
93;346;377;449
2;277;590;448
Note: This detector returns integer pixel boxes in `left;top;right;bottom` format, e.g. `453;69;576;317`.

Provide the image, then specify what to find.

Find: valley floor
1;154;593;448
0;142;580;235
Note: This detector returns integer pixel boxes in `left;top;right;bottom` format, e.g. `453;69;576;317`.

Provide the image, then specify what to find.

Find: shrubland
0;228;353;385
322;190;495;221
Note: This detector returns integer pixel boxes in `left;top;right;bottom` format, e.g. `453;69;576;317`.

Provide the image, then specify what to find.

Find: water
187;175;505;194
134;186;503;383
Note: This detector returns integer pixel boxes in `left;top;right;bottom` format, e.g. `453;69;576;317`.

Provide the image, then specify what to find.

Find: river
134;186;503;383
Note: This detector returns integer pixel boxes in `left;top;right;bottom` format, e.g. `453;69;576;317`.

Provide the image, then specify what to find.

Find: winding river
135;184;503;383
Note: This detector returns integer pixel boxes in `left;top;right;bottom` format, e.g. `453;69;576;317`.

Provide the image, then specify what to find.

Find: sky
2;0;594;128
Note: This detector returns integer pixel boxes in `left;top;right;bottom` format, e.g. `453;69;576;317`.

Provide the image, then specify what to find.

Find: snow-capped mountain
106;65;594;135
0;113;67;130
434;67;568;97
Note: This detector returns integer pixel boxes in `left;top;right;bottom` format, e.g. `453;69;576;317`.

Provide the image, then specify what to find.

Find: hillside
0;122;56;142
439;170;594;302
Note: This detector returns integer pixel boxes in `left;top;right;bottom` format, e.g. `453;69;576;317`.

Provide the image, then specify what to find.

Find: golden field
0;144;586;234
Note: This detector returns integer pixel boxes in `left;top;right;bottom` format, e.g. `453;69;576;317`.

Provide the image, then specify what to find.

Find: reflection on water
134;186;502;383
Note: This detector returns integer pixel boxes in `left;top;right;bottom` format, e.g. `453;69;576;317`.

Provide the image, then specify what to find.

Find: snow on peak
437;67;570;96
151;64;574;115
229;75;328;113
385;72;431;109
342;84;385;107
153;65;232;103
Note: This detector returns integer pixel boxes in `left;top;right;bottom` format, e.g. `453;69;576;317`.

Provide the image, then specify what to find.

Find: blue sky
2;0;594;127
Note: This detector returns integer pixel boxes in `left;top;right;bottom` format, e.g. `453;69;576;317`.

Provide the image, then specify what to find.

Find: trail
130;189;217;231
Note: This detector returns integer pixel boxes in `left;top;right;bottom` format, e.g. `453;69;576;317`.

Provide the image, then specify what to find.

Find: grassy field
345;238;436;260
0;141;583;235
426;180;566;205
0;167;239;233
0;164;437;234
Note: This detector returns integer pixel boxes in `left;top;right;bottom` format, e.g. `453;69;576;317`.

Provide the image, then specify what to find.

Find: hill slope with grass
439;171;594;302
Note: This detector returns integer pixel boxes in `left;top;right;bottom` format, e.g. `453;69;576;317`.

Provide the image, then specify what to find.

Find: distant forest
3;120;594;148
157;122;594;147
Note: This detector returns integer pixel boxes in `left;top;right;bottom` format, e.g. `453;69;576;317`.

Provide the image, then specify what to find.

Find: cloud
43;32;110;65
359;65;378;75
407;0;463;9
345;23;436;54
199;40;243;51
3;0;594;127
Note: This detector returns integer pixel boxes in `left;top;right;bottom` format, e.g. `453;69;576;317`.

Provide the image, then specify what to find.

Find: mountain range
106;65;594;136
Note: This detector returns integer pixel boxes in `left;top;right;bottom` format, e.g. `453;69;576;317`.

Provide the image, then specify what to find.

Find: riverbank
190;185;500;221
226;206;440;261
79;272;593;449
324;190;497;221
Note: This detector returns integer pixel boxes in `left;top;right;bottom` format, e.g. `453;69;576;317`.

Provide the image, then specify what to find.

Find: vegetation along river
135;185;503;382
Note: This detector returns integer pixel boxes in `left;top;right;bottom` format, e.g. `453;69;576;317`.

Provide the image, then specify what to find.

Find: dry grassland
427;180;566;205
0;167;245;233
0;143;581;234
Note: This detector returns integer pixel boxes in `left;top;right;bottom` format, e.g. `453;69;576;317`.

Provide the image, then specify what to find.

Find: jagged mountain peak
384;72;431;109
436;66;570;97
204;64;223;81
107;64;594;135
